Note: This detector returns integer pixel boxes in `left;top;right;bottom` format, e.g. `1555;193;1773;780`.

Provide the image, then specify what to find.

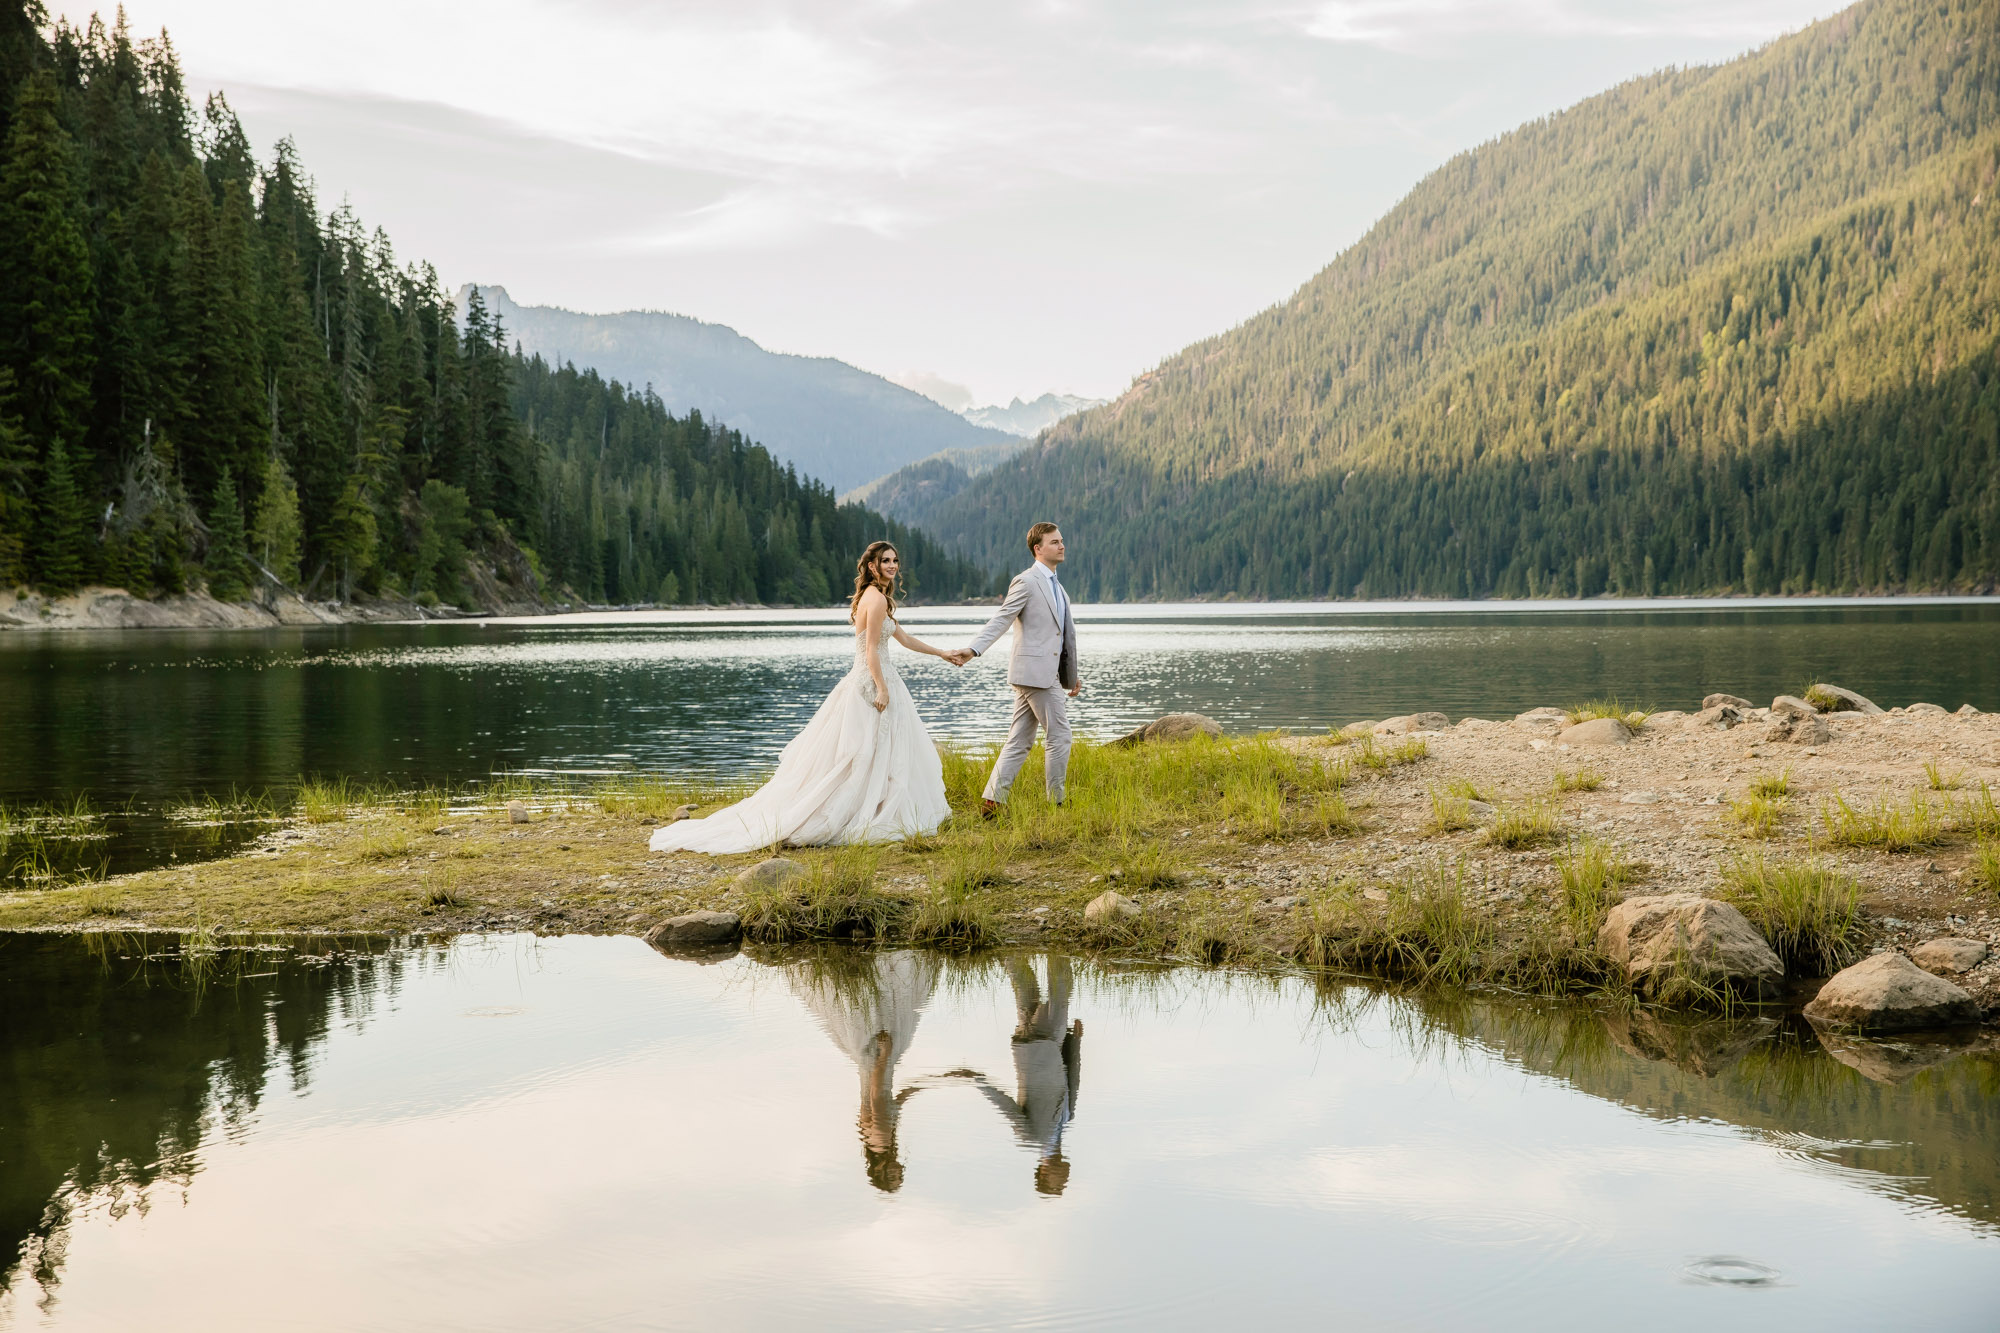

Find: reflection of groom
948;522;1082;814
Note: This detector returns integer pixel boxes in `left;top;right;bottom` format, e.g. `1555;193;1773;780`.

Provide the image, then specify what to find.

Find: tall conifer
34;434;95;592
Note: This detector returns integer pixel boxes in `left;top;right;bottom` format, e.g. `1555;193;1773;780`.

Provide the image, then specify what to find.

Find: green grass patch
907;879;999;950
1721;853;1864;975
1728;793;1788;839
1748;769;1793;800
1972;839;2000;896
1818;791;1946;852
1555;835;1631;942
741;847;901;943
1486;799;1561;849
1923;760;1962;792
1801;684;1855;713
1426;787;1476;835
1552;768;1604;793
1954;782;1999;838
1564;699;1652;728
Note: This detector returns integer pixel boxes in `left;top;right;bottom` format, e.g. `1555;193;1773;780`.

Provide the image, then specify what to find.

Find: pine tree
325;474;376;603
34;434;95;593
250;451;302;586
0;68;98;455
0;367;31;584
204;464;250;600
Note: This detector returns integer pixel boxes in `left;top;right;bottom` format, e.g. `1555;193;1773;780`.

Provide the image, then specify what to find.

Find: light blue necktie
1049;572;1067;620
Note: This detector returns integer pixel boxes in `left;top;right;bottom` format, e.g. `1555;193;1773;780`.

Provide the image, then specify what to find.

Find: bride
648;541;957;854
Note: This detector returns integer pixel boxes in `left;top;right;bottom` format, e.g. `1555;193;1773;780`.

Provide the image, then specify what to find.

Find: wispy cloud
1299;0;1837;50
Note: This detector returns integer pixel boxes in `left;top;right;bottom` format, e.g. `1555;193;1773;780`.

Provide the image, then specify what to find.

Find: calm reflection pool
3;933;1995;1330
4;599;1999;880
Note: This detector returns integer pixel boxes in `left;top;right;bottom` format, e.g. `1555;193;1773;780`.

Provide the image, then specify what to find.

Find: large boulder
1374;711;1448;735
1702;693;1754;711
645;910;742;953
1909;937;1990;976
1764;711;1830;746
735;857;805;890
1559;717;1631;747
1513;707;1569;735
1686;704;1744;731
1807;684;1883;715
1596;894;1785;997
1111;712;1223;747
1769;694;1820;719
1803;951;1979;1033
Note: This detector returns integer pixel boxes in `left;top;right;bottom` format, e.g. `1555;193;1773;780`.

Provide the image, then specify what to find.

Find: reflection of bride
789;950;940;1192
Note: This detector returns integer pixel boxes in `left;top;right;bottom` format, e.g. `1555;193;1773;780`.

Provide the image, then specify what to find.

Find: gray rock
1803;951;1979;1032
644;910;742;951
1085;890;1141;923
1111;712;1223;748
507;800;530;824
735;857;805;890
1806;684;1883;715
1596;894;1785;997
1513;707;1569;734
1769;694;1820;719
1374;711;1449;735
1466;799;1497;819
1558;717;1631;747
669;803;697;822
1643;710;1688;729
1910;938;1991;975
1956;703;1981;717
1686;704;1744;731
1907;702;1948;716
1764;712;1830;746
1702;693;1754;711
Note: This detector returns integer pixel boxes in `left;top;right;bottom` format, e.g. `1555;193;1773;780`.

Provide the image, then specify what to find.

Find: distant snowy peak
963;393;1106;438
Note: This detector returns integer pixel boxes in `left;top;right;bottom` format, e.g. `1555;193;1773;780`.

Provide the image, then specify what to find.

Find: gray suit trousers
983;683;1071;804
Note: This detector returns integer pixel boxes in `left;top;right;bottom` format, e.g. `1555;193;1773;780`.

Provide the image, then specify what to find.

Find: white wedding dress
648;616;952;853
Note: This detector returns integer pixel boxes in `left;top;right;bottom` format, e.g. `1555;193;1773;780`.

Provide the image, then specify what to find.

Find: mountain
467;286;1017;493
963;393;1105;437
843;440;1025;523
911;0;2000;599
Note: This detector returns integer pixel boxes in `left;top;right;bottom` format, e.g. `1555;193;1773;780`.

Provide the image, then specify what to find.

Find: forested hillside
0;6;990;609
917;0;2000;598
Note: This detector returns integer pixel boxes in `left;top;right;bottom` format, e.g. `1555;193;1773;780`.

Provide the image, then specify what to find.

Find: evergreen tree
204;464;250;600
33;433;94;592
413;478;471;602
0;367;30;583
250;451;301;586
0;68;96;459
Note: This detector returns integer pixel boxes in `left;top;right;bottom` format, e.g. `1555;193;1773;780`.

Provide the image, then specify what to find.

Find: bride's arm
891;623;949;658
859;592;890;711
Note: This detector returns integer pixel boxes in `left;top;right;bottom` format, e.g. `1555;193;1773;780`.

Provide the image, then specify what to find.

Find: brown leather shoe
980;799;1001;819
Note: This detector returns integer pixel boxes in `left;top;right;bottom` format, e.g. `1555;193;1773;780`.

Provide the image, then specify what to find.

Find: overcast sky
57;1;1844;406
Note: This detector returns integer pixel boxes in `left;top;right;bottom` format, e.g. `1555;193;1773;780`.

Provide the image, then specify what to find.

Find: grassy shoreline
7;717;1998;1019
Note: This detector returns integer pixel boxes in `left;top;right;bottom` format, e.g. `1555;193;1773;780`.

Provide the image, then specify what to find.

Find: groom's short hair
1026;522;1059;553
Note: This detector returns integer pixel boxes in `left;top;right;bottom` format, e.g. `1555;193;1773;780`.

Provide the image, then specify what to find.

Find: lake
4;599;1999;881
2;932;1995;1331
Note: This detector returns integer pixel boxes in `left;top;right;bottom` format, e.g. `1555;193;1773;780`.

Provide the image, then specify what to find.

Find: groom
949;522;1082;814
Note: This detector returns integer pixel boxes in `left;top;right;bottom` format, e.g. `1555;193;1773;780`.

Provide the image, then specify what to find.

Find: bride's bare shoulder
854;586;888;618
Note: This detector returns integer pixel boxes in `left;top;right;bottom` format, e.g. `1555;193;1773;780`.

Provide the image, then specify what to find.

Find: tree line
0;6;991;607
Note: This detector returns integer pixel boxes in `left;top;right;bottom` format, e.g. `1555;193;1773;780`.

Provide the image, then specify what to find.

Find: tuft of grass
1953;782;1999;838
1179;891;1258;965
1486;799;1561;849
1728;793;1788;839
741;847;901;943
1923;760;1962;792
1299;793;1365;839
1564;699;1652;728
1295;860;1491;985
1748;769;1793;800
357;825;414;861
1445;778;1489;802
1971;839;2000;895
1426;787;1476;835
1818;791;1945;852
1552;768;1604;793
595;774;755;822
298;776;363;824
1090;836;1187;892
1555;835;1631;942
907;880;998;950
171;787;282;826
1348;735;1428;773
1721;853;1864;975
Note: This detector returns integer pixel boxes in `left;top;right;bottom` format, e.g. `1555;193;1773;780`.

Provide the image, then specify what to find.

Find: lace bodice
852;615;897;670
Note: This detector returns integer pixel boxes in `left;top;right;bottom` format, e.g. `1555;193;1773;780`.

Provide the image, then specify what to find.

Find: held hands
942;648;974;667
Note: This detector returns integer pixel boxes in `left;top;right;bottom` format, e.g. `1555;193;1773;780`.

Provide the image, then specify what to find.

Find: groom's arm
965;576;1030;659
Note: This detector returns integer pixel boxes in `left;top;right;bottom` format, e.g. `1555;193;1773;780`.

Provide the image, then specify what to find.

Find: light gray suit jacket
968;566;1079;690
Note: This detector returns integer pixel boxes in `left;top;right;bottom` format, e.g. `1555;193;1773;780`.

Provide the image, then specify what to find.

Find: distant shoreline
4;585;1998;632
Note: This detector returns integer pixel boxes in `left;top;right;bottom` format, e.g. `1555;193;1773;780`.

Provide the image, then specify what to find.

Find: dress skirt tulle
648;630;951;854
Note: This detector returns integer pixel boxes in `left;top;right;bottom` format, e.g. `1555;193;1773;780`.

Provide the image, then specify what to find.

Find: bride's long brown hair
848;541;900;622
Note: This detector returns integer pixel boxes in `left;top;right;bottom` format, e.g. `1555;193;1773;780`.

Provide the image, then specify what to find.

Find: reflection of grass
1721;853;1864;975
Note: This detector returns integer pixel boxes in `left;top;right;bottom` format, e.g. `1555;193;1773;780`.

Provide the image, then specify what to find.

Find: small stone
1466;799;1496;819
1803;952;1979;1032
1769;695;1820;719
1908;702;1948;716
1686;704;1744;731
1909;938;1990;975
644;910;742;951
1619;791;1659;804
670;803;697;821
1111;712;1224;747
1702;693;1755;711
1643;710;1688;728
1085;890;1141;923
1513;707;1569;735
1956;703;1980;717
735;857;805;890
1558;717;1631;747
507;800;529;824
1763;710;1829;746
